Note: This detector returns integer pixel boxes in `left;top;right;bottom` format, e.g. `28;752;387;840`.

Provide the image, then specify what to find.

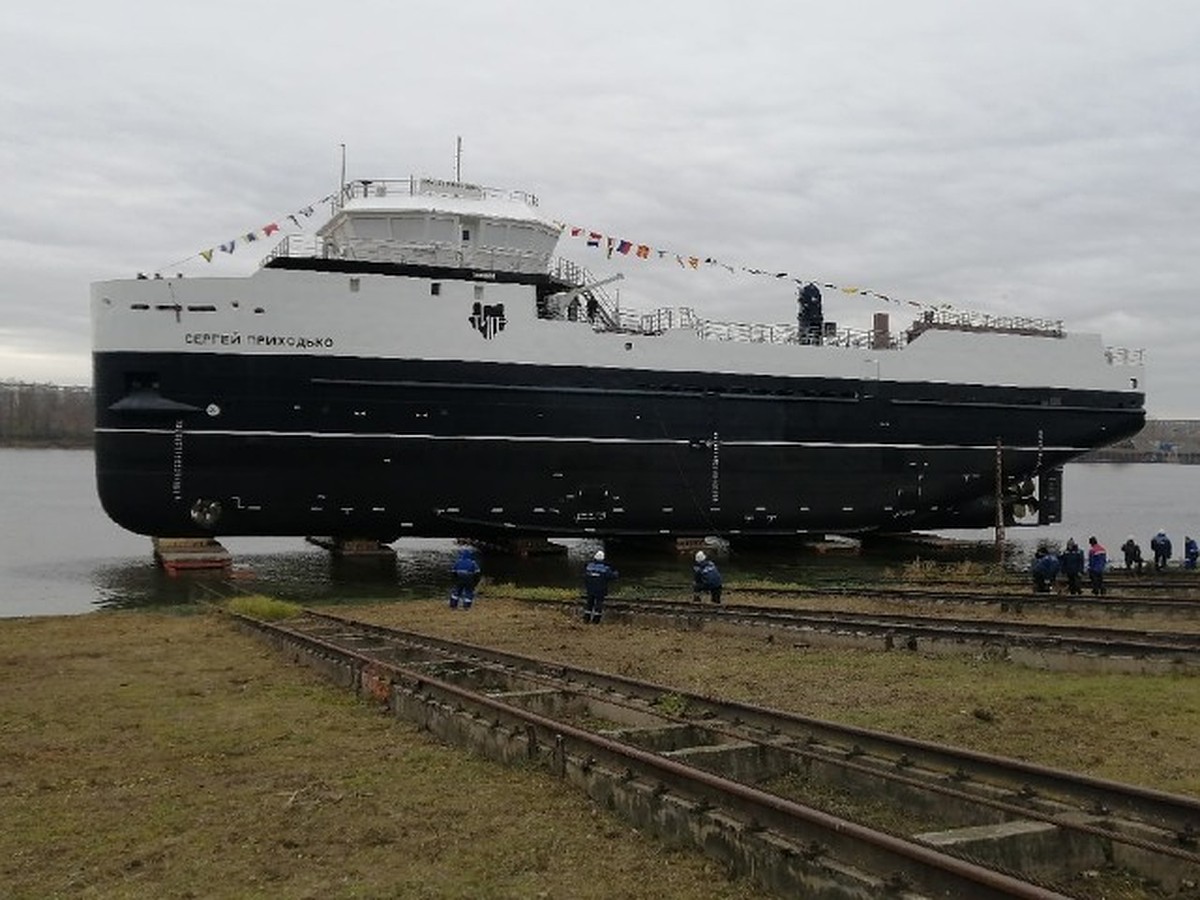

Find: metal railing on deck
693;320;889;349
1105;347;1144;366
261;234;322;266
696;320;797;343
907;307;1063;337
334;177;538;211
619;307;699;334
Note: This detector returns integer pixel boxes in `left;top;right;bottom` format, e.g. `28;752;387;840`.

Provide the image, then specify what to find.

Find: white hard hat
594;550;605;561
694;550;706;562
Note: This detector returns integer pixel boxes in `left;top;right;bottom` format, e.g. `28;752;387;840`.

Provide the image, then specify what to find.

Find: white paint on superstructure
91;268;1141;394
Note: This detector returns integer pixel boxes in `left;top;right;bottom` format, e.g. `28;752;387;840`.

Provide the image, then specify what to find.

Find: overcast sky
2;1;1197;416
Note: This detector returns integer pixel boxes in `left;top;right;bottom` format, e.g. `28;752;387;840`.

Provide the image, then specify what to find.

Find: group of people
1144;530;1199;571
583;548;724;623
1031;537;1107;595
1031;528;1200;595
446;545;723;625
1117;529;1199;574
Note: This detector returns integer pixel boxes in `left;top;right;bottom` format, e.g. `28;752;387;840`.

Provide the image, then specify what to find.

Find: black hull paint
92;351;1145;540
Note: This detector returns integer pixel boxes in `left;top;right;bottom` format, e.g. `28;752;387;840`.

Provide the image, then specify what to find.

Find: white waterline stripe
94;427;1083;453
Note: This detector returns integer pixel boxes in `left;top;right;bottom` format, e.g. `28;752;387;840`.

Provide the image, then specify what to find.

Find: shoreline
0;439;93;449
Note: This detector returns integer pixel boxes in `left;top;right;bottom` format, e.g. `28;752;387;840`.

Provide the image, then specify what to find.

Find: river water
3;448;1199;618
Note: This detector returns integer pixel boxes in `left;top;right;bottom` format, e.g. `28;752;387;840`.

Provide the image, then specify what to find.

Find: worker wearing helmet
1150;529;1172;572
692;549;722;604
583;549;618;624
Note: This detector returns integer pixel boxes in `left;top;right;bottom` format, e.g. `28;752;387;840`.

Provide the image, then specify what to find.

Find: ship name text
184;332;335;350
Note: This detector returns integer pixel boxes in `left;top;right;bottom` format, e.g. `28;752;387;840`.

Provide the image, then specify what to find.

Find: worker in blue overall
1185;536;1199;569
1150;529;1172;571
1031;546;1060;594
583;550;618;624
692;550;723;604
1059;538;1085;595
449;546;482;609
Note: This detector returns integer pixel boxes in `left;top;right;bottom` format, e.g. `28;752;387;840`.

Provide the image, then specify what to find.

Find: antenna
339;143;347;203
455;136;462;182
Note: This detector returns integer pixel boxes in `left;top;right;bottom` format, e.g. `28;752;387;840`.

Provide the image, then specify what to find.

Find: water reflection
91;540;466;610
91;559;232;610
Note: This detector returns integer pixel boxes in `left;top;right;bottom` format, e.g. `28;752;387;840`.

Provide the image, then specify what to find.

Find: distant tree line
0;382;94;447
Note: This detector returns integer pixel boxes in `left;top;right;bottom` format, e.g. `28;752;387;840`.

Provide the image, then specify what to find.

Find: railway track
518;597;1200;673
919;575;1200;597
835;577;1200;596
641;582;1200;620
236;609;1200;899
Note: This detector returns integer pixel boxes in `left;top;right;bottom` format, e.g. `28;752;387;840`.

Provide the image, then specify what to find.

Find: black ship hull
93;350;1145;540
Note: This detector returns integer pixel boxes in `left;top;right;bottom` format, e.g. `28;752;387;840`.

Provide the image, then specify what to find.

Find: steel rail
640;581;1200;613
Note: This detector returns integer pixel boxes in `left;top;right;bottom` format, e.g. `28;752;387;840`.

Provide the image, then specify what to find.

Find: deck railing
906;307;1063;337
691;320;889;349
334;178;538;211
261;234;322;265
1105;346;1145;366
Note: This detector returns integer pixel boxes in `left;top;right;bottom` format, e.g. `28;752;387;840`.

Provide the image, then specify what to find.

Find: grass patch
888;558;1010;584
224;593;303;620
723;578;809;591
654;691;690;717
484;582;579;602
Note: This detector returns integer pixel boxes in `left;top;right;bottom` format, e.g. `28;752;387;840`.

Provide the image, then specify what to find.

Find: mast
339;143;347;201
455;136;462;182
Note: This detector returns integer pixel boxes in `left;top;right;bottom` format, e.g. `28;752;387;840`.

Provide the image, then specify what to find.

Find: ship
91;176;1146;545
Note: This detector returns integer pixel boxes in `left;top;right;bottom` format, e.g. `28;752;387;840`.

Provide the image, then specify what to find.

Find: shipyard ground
3;600;1196;898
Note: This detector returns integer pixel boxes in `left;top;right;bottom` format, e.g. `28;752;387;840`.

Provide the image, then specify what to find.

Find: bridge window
353;218;390;239
391;218;425;242
428;217;456;243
